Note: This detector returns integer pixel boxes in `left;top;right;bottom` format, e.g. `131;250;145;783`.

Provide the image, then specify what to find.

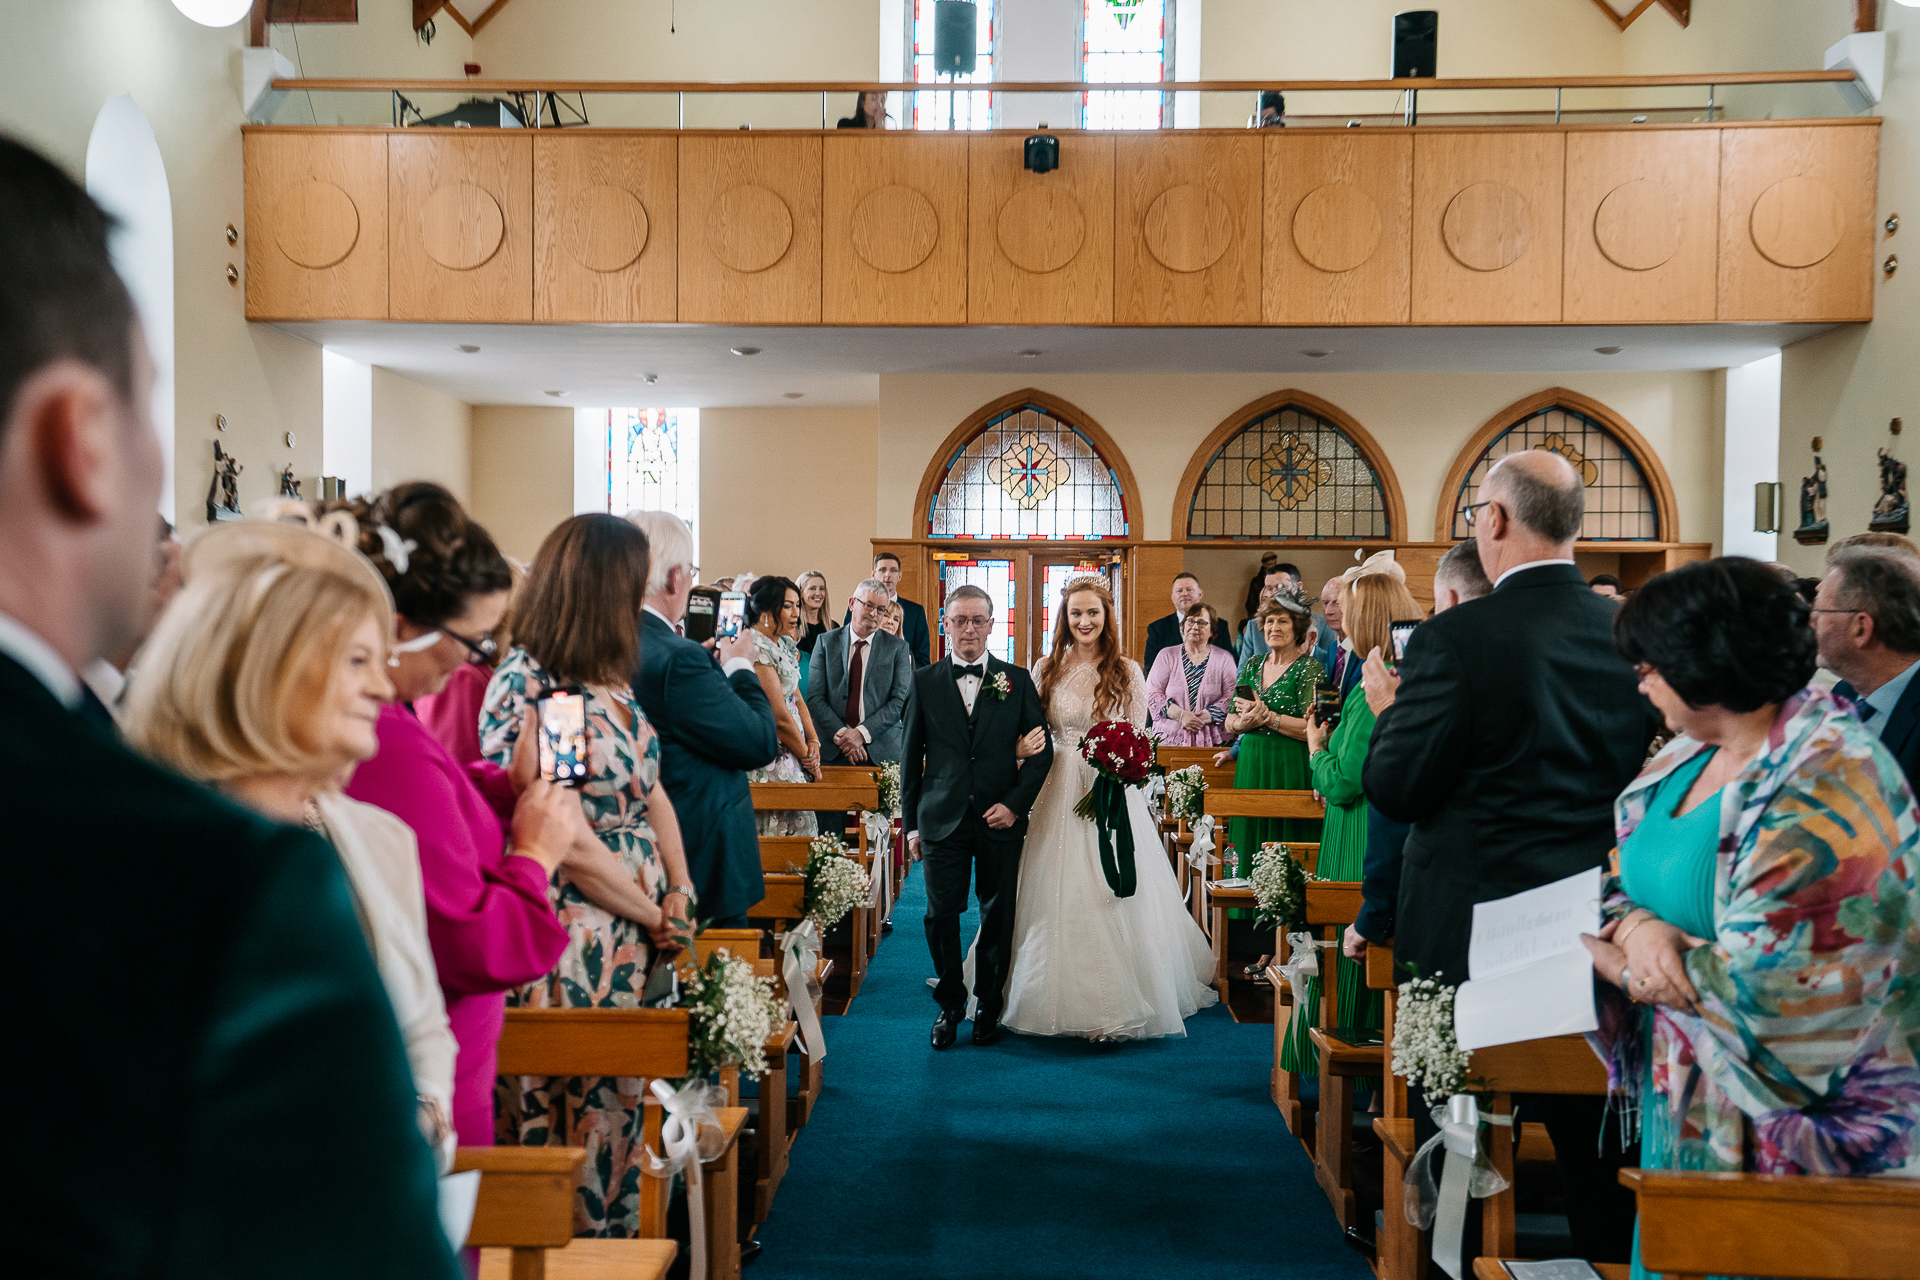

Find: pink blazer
344;704;567;1146
1146;645;1238;747
413;661;489;767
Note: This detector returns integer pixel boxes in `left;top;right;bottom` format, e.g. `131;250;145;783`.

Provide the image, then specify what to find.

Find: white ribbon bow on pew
861;809;893;909
1407;1093;1513;1280
1276;930;1337;997
1185;814;1218;871
642;1077;728;1280
780;920;828;1063
1144;771;1167;811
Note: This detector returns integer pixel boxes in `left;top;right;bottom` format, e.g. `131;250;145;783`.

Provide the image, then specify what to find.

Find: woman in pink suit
332;484;574;1146
1145;604;1238;747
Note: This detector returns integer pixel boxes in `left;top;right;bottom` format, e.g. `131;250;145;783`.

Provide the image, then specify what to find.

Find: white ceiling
272;320;1838;409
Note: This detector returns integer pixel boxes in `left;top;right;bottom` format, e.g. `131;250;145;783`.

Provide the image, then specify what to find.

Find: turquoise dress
1615;747;1720;1280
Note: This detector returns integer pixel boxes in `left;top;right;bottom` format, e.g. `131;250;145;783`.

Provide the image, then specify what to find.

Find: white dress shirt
954;660;984;714
1492;557;1578;590
844;626;878;741
0;610;80;708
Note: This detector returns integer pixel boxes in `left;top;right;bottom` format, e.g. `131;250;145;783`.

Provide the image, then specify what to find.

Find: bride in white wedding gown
998;577;1218;1040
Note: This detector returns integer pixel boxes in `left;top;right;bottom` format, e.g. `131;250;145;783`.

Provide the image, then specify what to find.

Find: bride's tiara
1058;573;1111;599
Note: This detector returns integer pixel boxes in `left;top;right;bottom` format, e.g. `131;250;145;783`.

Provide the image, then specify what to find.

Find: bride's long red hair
1037;577;1131;721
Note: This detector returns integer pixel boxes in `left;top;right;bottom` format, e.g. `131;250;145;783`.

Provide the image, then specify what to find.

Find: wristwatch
666;884;697;901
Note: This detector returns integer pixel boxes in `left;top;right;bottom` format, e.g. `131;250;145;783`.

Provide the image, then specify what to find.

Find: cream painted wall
372;367;473;503
698;406;880;604
470;405;574;562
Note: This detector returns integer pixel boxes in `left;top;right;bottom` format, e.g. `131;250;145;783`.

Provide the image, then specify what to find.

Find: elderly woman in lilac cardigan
1145;604;1238;747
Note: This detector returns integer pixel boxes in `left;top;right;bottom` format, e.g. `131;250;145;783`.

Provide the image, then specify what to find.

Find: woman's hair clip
374;525;418;576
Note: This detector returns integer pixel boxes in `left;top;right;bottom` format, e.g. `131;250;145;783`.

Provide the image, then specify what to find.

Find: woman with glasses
416;560;524;767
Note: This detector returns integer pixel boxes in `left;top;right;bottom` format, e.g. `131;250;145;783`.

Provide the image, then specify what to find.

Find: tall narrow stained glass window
937;557;1016;663
1186;403;1391;539
1082;0;1171;129
911;0;995;131
603;408;699;541
1449;405;1658;541
927;403;1130;540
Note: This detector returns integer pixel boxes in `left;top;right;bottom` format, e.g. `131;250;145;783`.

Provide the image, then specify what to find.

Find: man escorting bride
902;575;1217;1050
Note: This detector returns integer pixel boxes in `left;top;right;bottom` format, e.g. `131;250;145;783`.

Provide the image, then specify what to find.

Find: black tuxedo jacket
901;655;1054;844
1833;672;1920;791
1143;611;1233;675
1362;564;1659;983
1;656;458;1278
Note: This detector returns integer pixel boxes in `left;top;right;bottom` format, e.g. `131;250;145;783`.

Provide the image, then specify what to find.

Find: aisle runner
754;872;1373;1280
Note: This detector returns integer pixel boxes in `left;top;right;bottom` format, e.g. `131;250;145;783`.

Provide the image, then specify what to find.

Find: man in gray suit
809;577;914;766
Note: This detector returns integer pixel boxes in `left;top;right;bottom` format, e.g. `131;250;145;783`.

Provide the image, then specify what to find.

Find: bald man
1363;450;1657;1269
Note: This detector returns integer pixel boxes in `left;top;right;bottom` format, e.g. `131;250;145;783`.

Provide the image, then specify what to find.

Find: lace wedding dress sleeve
1125;659;1151;731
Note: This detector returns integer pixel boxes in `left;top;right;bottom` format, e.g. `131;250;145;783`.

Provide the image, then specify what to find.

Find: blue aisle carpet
753;868;1375;1280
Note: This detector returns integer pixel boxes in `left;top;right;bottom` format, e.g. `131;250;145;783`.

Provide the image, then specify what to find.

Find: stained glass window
1449;406;1658;541
603;408;699;542
937;556;1016;663
927;403;1129;540
912;0;995;131
1186;404;1390;539
1083;0;1170;130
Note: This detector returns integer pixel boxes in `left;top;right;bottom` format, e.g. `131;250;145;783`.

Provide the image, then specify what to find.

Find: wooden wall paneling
1131;544;1185;663
1263;133;1412;325
1564;129;1718;323
533;134;676;322
823;134;968;324
679;135;822;324
244;130;388;320
1718;123;1878;322
967;135;1114;325
388;132;532;321
1412;132;1565;324
1115;134;1261;325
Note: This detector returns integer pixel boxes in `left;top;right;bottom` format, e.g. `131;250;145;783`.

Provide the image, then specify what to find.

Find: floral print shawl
1590;684;1920;1177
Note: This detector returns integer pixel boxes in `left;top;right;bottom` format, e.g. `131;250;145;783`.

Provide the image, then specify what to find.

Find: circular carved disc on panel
996;187;1086;274
1442;182;1531;272
1750;175;1842;268
273;180;360;269
851;185;938;273
1291;183;1382;274
419;183;505;272
1143;184;1232;273
563;184;649;273
710;184;793;274
1594;179;1682;271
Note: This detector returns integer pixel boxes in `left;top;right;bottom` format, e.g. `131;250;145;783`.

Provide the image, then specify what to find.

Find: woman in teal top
1224;591;1323;892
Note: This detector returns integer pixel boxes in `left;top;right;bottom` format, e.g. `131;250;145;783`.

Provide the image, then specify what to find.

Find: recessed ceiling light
544;390;566;397
643;373;658;384
1302;349;1331;359
1595;346;1624;355
1018;349;1043;359
783;392;804;399
455;344;481;354
731;346;761;357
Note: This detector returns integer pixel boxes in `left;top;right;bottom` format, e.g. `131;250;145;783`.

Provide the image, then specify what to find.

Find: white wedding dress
997;659;1219;1040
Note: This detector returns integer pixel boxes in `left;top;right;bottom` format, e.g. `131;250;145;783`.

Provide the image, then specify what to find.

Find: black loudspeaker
1392;10;1438;79
933;0;978;76
1024;135;1059;173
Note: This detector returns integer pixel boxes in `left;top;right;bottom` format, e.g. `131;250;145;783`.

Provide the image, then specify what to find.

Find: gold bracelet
1615;911;1653;947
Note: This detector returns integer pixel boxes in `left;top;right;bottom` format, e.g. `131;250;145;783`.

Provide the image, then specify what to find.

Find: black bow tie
953;663;985;681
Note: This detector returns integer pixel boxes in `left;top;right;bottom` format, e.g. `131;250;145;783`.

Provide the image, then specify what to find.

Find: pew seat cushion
479;1239;677;1280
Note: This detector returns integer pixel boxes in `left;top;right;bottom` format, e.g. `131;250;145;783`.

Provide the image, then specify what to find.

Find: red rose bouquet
1075;719;1158;899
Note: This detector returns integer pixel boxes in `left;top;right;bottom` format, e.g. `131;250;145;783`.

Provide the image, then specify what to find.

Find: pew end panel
1620;1169;1920;1280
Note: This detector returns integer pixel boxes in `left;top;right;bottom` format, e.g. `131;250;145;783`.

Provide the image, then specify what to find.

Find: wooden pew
1618;1169;1920;1280
1301;884;1379;1230
1253;873;1353;1141
817;764;897;937
752;780;883;1001
455;1147;679;1280
1206;842;1322;1003
494;1007;748;1280
1199;787;1325;936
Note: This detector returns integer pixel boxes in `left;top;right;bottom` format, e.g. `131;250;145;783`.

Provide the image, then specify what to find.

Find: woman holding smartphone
1223;591;1325;882
745;574;822;837
479;514;697;1239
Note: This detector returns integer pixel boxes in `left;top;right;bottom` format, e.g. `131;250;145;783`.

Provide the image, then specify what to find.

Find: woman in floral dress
479;515;699;1238
744;574;821;837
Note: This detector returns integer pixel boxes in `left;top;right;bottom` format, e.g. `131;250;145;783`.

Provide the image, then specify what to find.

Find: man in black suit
844;551;930;667
902;585;1053;1049
1815;545;1920;786
0;136;458;1278
628;510;779;928
1363;451;1655;1267
1143;572;1233;672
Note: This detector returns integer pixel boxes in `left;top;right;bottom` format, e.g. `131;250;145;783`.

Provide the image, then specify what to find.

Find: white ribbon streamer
642;1078;727;1280
1185;814;1218;871
1276;930;1338;997
1406;1094;1513;1280
861;809;893;915
780;921;827;1063
1144;771;1167;811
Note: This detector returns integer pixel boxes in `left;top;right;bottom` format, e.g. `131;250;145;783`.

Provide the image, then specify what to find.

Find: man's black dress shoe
971;1013;1004;1046
931;1010;961;1050
1342;1225;1376;1259
740;1239;764;1265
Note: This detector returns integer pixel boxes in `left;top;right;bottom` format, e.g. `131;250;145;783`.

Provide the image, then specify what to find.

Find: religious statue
1793;454;1828;546
278;464;302;500
1871;446;1910;535
206;441;243;524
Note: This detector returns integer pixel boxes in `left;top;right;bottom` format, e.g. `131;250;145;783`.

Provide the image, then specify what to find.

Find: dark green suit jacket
0;654;460;1279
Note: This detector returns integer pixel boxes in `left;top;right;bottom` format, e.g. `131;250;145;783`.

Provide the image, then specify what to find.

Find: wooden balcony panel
244;131;389;320
1412;132;1565;324
533;133;676;322
967;134;1115;325
823;133;968;325
678;135;822;324
388;132;532;321
1564;129;1720;323
1263;131;1412;325
1115;134;1261;325
1719;124;1879;323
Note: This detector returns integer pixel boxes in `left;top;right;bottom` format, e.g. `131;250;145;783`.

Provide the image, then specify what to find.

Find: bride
1000;576;1219;1040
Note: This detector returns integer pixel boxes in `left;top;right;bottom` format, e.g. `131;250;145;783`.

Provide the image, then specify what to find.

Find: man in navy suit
629;510;780;927
1815;545;1920;787
844;552;930;667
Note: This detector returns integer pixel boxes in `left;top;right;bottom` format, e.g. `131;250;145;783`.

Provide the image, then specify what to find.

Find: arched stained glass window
927;402;1130;540
1185;402;1392;539
1449;403;1658;541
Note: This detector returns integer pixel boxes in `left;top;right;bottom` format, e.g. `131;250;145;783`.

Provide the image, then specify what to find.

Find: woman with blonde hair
997;575;1218;1040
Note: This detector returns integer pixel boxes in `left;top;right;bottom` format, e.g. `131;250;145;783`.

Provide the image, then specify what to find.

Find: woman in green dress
1287;563;1424;1077
1225;590;1325;881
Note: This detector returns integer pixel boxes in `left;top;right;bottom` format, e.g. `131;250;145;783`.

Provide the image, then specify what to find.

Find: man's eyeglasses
443;627;498;664
1461;500;1495;528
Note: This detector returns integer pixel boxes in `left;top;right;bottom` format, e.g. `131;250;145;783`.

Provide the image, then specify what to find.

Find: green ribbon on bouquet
1075;774;1137;899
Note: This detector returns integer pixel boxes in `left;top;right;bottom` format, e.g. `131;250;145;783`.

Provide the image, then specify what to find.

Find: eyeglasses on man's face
947;614;994;632
1461;500;1495;529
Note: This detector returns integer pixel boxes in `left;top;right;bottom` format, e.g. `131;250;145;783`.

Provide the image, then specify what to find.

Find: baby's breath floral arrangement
877;761;902;817
1163;764;1207;820
1390;975;1473;1100
1250;841;1312;930
679;948;784;1080
803;835;871;933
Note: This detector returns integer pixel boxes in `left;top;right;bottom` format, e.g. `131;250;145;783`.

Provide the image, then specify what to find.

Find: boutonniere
987;671;1012;701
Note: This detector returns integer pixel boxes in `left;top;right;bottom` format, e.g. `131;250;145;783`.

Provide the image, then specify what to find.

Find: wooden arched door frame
1432;387;1680;542
1169;389;1409;542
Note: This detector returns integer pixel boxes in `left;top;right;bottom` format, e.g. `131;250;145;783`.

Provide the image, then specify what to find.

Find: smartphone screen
536;690;589;787
717;590;747;640
1313;683;1342;722
1390;619;1421;663
684;587;719;644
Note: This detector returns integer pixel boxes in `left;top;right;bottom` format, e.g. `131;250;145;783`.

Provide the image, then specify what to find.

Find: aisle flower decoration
678;947;784;1081
1075;719;1158;898
877;760;902;817
1250;841;1312;931
1164;764;1207;821
1390;974;1473;1099
802;834;871;934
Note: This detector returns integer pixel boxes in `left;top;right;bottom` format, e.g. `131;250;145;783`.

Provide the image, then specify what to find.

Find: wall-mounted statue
1793;447;1828;545
206;441;243;523
278;464;302;500
1871;446;1909;535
